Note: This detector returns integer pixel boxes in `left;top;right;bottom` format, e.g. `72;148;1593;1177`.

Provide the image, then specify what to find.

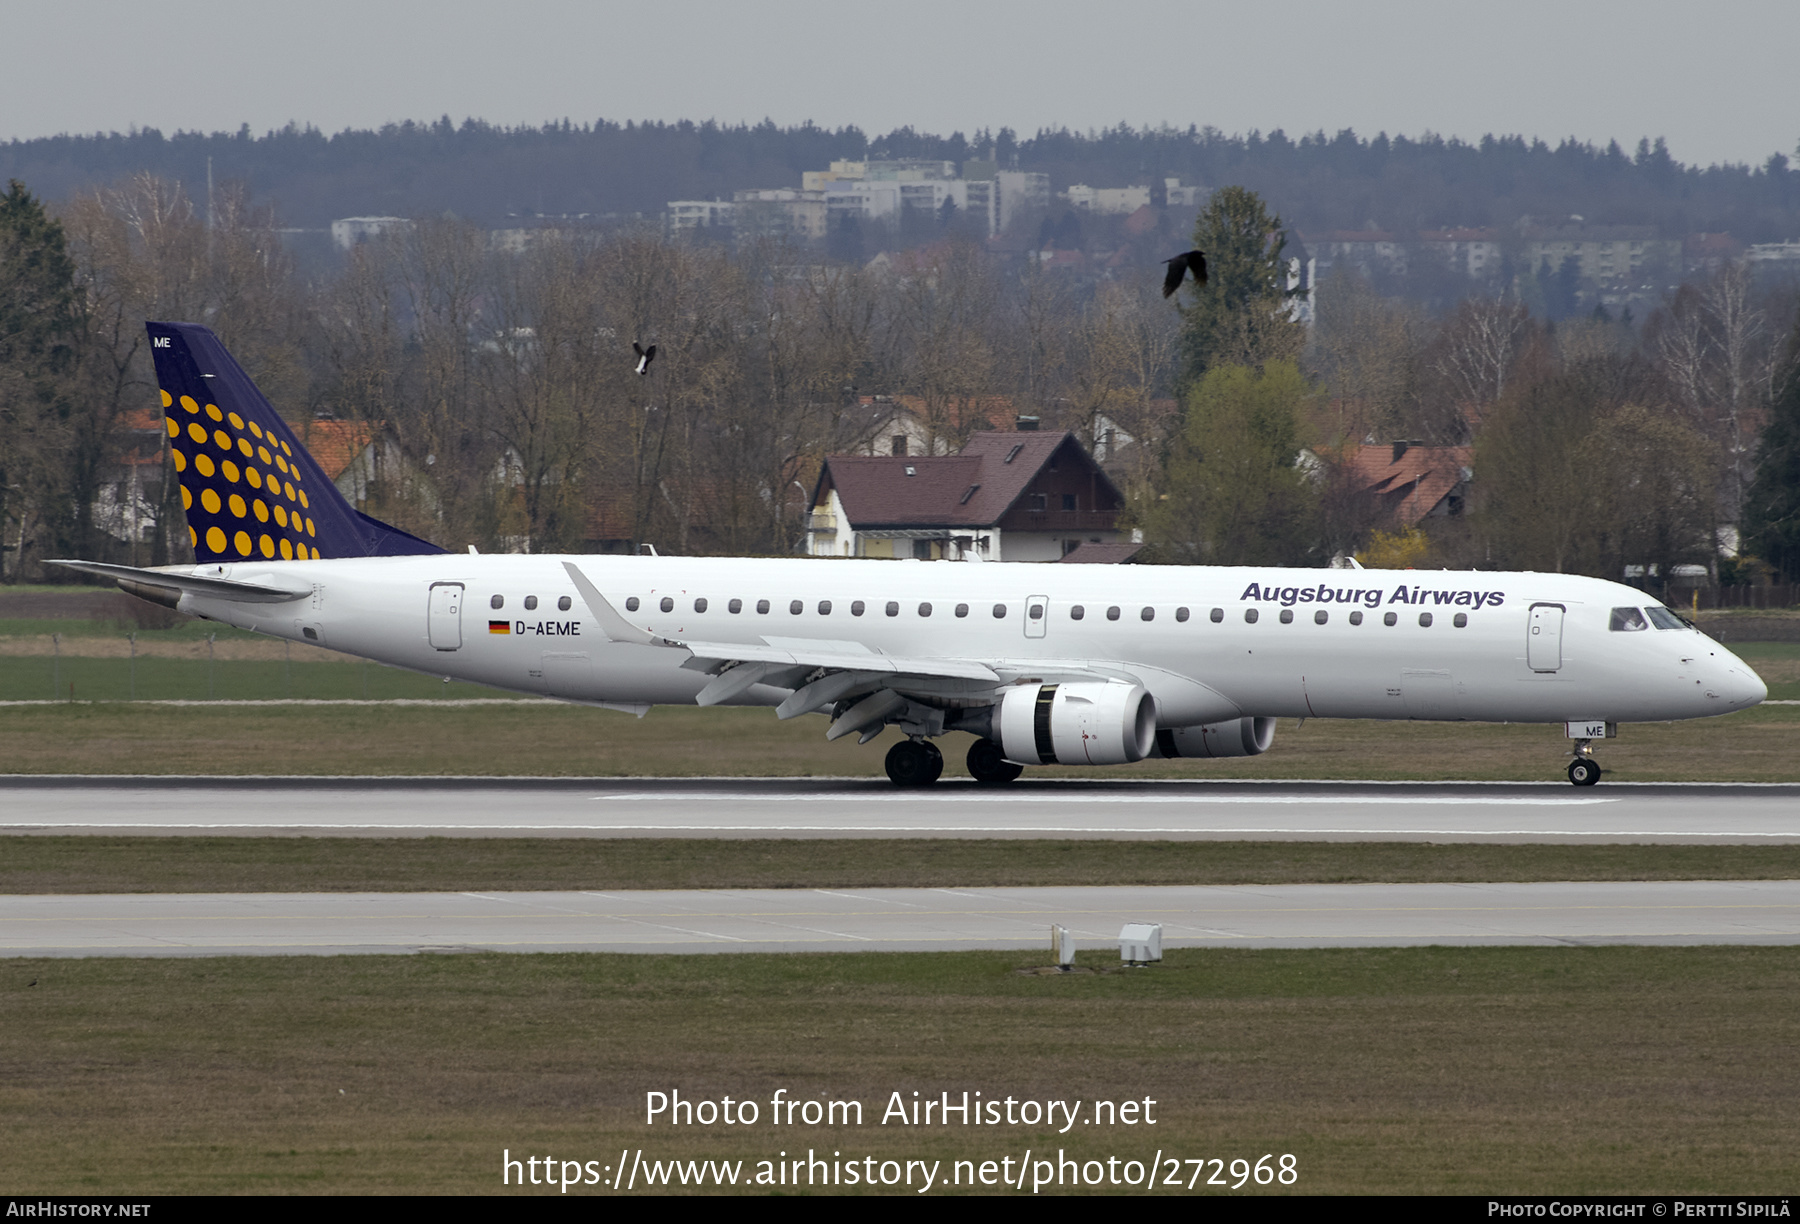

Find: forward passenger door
1527;603;1564;672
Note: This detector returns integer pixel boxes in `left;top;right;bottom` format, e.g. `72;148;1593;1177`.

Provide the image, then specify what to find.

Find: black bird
632;342;657;375
1161;250;1208;298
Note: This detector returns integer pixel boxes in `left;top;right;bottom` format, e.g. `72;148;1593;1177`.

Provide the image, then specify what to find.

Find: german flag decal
488;620;510;635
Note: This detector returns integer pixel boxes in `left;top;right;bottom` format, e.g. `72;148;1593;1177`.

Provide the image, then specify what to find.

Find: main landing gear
885;738;943;787
884;737;1025;787
966;737;1023;785
1567;740;1602;786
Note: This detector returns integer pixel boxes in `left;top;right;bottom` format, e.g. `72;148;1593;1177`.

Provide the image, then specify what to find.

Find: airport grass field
4;696;1800;781
5;599;1800;1194
4;946;1798;1195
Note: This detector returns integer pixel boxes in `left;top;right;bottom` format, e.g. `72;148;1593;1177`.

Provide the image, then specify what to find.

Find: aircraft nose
1736;667;1769;707
1715;655;1768;709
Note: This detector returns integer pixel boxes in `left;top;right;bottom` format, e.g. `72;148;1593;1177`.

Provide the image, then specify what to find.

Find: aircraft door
1025;595;1049;639
1527;602;1565;672
427;582;464;651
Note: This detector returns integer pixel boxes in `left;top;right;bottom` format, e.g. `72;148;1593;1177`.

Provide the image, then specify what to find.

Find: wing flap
677;639;997;681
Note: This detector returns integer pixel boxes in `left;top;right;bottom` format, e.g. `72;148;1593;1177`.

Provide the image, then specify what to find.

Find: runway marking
8;823;1800;838
596;793;1617;806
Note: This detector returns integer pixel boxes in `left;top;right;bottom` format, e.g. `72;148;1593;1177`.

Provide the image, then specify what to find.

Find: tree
1426;296;1533;432
1177;186;1304;380
0;180;77;580
1142;361;1317;565
1744;324;1800;581
1306;267;1423;443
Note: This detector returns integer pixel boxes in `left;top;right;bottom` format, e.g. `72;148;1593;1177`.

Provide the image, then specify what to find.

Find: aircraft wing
564;561;1004;729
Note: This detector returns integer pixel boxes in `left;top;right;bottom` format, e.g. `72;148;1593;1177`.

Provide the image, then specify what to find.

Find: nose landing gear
1567;740;1602;786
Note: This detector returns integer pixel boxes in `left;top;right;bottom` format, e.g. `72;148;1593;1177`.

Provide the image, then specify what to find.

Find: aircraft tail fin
148;321;445;562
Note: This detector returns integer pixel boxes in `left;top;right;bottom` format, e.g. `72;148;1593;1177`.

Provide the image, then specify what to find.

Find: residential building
1418;228;1502;279
666;199;735;236
1521;223;1677;285
1329;441;1473;527
995;170;1050;231
330;216;409;250
807;427;1131;561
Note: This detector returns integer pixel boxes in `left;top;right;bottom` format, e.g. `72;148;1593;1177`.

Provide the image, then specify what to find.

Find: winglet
563;562;664;646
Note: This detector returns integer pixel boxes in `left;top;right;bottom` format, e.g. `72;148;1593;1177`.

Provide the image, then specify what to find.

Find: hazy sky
7;0;1795;168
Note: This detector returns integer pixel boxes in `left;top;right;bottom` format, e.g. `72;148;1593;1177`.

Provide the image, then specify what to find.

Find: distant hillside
4;117;1798;240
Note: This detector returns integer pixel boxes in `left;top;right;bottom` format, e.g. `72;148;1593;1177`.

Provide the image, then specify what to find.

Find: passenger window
818;600;831;615
558;596;572;611
1175;607;1189;622
1418;612;1433;627
624;597;638;612
1106;606;1121;621
851;600;865;616
919;602;932;616
1610;607;1650;632
1071;605;1085;620
886;601;900;617
1140;607;1154;621
1349;610;1363;625
1384;612;1397;626
1028;604;1042;620
1210;608;1224;623
1245;608;1259;624
728;598;743;614
524;595;538;611
491;595;505;609
992;604;1007;618
660;596;674;613
1280;609;1294;623
694;597;707;613
1453;612;1468;628
1314;610;1328;624
790;600;804;615
756;599;770;614
955;603;969;618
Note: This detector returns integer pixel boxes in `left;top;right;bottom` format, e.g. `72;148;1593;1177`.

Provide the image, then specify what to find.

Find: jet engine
1149;717;1276;759
993;682;1156;766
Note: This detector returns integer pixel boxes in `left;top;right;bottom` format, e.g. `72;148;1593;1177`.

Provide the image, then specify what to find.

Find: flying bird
632;342;657;375
1161;250;1208;298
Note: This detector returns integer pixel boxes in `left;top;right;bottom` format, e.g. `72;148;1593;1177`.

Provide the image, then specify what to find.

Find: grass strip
8;836;1800;894
2;702;1798;780
2;946;1796;1194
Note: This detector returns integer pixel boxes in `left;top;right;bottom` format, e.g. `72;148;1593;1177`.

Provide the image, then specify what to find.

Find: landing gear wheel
886;739;943;787
967;738;1024;785
1567;757;1601;786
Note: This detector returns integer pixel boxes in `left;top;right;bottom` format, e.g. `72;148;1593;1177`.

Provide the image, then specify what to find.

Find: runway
7;880;1800;956
4;776;1800;843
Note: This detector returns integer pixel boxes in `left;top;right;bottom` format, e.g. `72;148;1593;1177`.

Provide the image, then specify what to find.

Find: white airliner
53;323;1767;787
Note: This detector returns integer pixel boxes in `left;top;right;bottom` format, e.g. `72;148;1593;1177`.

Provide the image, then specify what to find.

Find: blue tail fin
149;321;444;562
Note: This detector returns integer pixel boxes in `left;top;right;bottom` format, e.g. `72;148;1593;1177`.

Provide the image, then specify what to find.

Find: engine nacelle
1149;717;1277;759
995;682;1156;766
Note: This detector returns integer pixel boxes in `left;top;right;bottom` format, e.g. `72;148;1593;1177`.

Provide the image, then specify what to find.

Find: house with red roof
807;427;1133;561
1329;441;1473;527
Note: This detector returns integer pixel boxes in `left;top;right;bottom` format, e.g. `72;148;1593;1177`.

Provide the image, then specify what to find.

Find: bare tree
1429;296;1531;432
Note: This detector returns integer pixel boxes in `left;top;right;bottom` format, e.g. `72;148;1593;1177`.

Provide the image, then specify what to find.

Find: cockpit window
1645;606;1688;630
1609;607;1650;632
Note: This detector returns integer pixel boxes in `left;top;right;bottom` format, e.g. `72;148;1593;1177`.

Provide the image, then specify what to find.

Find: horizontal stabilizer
46;560;311;604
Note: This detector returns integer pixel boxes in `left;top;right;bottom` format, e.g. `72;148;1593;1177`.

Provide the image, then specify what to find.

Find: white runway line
597;792;1617;806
